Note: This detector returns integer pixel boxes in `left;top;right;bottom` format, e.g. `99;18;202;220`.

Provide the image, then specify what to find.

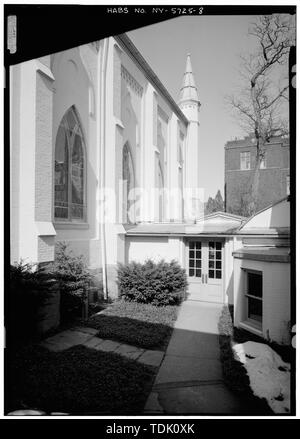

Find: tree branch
261;85;289;110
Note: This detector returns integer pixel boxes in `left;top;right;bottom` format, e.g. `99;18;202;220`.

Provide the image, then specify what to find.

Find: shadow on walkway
144;300;272;415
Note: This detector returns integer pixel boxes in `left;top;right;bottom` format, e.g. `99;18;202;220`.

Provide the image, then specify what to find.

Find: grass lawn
6;344;156;415
218;306;273;415
87;300;179;350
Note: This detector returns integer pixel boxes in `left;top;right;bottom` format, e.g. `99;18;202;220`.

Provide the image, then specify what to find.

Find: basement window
244;270;263;330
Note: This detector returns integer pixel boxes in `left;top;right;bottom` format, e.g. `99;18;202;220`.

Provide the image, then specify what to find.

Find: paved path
41;301;247;414
41;326;164;367
144;300;244;415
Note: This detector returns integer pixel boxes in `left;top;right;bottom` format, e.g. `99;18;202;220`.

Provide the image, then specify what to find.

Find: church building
10;33;203;298
10;33;291;344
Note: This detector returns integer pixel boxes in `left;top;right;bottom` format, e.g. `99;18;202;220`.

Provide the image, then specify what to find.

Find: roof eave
115;33;189;126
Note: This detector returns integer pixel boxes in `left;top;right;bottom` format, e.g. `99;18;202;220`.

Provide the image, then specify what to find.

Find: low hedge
117;259;187;306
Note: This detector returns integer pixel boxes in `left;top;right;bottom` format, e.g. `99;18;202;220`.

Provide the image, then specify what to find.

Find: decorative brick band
121;65;143;97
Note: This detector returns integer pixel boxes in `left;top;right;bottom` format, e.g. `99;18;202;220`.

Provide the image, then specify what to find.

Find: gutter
125;229;290;238
232;251;290;263
125;232;239;238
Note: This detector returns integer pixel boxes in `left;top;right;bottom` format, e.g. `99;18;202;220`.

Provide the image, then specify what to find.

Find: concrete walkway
144;300;244;415
41;326;164;367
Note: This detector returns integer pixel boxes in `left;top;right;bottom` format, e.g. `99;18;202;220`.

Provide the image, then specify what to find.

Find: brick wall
225;137;289;214
38;236;55;263
35;72;53;222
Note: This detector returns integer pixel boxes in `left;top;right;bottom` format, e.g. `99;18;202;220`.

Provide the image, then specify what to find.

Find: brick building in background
224;134;290;216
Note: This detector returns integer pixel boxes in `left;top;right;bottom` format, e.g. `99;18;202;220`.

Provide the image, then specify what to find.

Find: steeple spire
179;53;200;105
178;53;201;220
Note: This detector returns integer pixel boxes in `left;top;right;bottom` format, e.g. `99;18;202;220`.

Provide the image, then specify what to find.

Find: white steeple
179;54;202;221
179;53;200;107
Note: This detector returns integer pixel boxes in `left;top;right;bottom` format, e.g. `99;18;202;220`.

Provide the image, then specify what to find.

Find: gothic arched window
122;143;135;223
54;107;86;222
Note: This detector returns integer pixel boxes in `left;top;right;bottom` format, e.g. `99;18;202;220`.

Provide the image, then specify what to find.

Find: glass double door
187;239;223;303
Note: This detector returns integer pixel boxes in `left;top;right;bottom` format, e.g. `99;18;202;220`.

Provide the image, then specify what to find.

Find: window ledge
54;222;89;230
239;320;263;337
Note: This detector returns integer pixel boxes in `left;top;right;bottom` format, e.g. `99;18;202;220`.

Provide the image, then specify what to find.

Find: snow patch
233;341;290;414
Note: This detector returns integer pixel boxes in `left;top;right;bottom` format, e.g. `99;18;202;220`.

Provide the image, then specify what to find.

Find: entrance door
187;239;223;303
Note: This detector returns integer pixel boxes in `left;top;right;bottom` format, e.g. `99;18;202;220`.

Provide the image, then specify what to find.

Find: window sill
239;320;263;337
54;222;89;230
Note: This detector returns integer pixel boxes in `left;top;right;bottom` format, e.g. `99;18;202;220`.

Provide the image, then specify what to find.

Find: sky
128;15;288;201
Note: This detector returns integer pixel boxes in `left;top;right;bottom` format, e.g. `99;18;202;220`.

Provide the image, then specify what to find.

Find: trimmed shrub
7;262;58;345
117;259;187;306
45;243;92;323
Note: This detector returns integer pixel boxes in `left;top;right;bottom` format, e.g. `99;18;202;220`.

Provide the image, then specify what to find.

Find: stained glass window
54;107;86;221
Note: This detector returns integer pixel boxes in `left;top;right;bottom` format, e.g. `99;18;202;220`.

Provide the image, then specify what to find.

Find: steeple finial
179;53;200;105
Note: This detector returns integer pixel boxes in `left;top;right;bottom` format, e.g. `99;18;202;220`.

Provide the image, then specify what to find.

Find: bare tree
227;14;295;215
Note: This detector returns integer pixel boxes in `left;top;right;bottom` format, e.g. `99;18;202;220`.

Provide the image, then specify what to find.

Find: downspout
98;39;109;300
